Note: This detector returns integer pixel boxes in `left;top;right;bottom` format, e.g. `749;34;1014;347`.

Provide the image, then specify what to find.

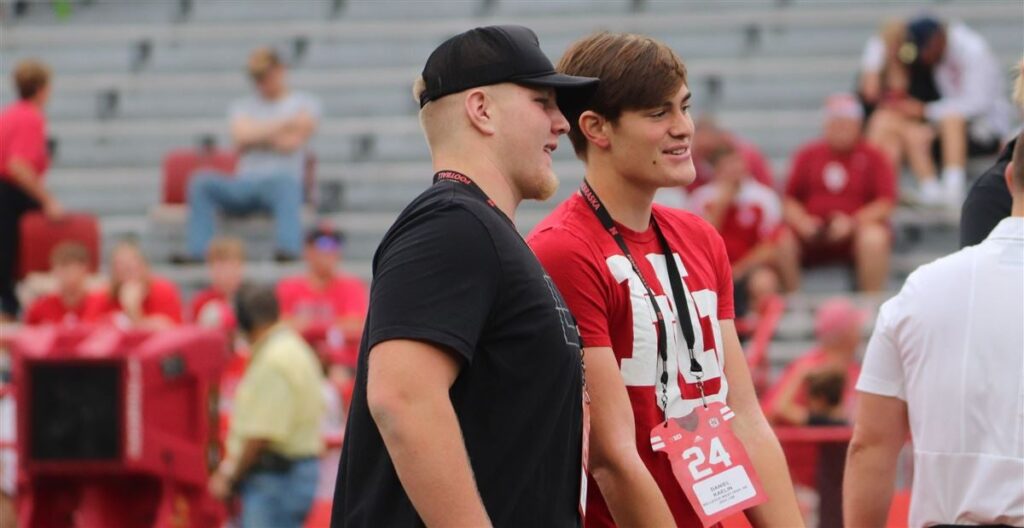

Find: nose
552;108;571;136
668;108;693;139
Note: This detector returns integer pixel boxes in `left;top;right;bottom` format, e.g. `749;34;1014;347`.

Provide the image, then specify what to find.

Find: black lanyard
579;180;706;415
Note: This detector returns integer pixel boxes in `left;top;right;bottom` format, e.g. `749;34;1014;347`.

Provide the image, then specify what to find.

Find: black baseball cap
418;25;599;116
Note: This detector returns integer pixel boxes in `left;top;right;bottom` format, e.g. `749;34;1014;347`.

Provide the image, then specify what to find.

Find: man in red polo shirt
784;94;896;292
24;242;104;326
276;226;367;368
0;59;63;320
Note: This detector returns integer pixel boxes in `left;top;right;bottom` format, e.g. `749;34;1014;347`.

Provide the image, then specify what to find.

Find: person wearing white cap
845;132;1024;527
782;93;897;292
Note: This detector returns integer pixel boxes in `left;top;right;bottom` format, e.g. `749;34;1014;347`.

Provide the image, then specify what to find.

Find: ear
463;89;496;136
1005;161;1015;192
578;110;611;151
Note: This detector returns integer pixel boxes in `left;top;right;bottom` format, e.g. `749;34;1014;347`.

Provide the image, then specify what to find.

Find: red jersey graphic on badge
650;402;766;527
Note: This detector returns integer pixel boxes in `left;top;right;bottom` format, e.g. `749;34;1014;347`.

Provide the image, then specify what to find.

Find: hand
794;216;823;241
208;469;233;501
826;214;855;243
118;280;147;318
43;198;64;220
891;98;925;119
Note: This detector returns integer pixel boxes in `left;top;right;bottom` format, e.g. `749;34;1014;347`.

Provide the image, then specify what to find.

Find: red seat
161;149;317;205
17;212;100;279
161;149;239;205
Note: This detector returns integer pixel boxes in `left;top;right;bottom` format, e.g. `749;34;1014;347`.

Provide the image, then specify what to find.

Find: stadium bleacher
0;0;1020;389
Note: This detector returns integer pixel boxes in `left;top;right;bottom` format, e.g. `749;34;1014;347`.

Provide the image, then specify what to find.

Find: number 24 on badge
650;402;767;527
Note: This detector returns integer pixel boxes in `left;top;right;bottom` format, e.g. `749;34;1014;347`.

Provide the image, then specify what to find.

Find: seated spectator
690;115;775;191
764;297;865;426
688;142;800;317
91;240;183;330
182;47;321;263
865;17;1011;206
857;18;941;118
276;226;368;369
784;94;896;292
23;242;104;326
190;236;246;334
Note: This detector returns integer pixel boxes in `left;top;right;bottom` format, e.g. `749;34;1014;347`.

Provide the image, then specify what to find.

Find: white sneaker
942;169;966;207
918;179;945;206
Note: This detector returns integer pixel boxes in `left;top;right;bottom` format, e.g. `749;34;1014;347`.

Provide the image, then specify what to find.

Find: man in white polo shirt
844;132;1024;527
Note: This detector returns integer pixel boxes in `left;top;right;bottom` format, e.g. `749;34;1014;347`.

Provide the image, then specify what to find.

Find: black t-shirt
960;138;1015;248
332;178;584;527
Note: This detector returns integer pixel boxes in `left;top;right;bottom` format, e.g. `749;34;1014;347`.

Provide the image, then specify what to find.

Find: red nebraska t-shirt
24;291;105;326
784;140;896;219
189;288;237;334
528;193;735;528
0;100;48;181
689;179;784;264
87;276;184;324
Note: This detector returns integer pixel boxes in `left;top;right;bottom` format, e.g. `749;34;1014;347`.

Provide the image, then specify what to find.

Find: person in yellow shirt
208;283;325;528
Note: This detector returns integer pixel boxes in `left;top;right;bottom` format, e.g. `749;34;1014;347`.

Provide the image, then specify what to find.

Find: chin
522;170;560;202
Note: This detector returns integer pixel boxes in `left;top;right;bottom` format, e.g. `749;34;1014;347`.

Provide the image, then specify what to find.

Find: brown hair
806;370;846;408
557;32;688;158
206;236;246;262
13;59;50;100
50;241;90;267
247;47;282;80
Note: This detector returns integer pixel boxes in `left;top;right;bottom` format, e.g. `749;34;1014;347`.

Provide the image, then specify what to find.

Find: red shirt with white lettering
784;140;896;220
0;100;48;181
528;193;735;528
24;291;105;325
276;272;368;324
689;179;784;264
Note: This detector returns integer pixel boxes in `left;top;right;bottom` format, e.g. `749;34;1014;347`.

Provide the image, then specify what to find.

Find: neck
433;153;520;221
308;270;333;289
248;322;277;348
1011;196;1023;217
60;288;85;307
584;160;658;232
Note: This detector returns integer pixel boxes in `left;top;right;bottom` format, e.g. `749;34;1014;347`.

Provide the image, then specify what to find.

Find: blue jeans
237;457;319;528
185;170;303;258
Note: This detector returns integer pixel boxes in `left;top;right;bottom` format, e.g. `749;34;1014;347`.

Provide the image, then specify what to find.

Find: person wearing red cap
763;297;866;426
784;93;896;293
276;226;367;368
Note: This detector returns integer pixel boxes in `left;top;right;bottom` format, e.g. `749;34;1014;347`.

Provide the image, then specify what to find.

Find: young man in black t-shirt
330;26;598;527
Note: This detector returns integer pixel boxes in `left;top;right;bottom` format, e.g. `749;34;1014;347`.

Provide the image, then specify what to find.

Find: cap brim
518;72;600;119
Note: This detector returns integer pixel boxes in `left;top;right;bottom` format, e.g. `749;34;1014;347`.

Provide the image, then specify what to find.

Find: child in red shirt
24;242;104;326
89;240;183;329
189;236;246;335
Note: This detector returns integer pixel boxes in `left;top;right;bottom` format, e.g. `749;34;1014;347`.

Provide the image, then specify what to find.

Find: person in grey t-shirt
184;47;321;262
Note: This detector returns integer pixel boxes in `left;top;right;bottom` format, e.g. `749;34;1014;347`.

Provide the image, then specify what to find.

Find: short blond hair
206;237;246;262
414;75;463;150
13;59;50;100
247;47;282;79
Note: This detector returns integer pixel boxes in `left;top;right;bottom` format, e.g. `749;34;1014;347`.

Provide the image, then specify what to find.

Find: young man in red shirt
24;242;104;326
0;59;64;320
784;94;896;292
528;32;801;527
189;236;246;335
276;226;368;367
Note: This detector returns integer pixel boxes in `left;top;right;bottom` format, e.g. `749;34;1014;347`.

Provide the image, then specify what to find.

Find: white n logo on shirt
606;252;727;417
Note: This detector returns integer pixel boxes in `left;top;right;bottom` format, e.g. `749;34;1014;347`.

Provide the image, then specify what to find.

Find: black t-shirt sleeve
366;205;500;363
960;167;1012;248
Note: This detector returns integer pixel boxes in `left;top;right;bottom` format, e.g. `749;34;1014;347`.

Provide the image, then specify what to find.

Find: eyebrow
658;92;692;109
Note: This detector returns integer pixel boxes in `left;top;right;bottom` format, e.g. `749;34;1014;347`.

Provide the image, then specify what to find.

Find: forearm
783;199;815;233
372;397;491;527
7;159;51;205
733;411;804;526
232;118;284;149
853;199;893;225
732;242;775;278
843;440;898;526
591;454;675;527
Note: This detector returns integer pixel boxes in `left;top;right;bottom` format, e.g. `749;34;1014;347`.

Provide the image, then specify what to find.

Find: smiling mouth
663;145;690;156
